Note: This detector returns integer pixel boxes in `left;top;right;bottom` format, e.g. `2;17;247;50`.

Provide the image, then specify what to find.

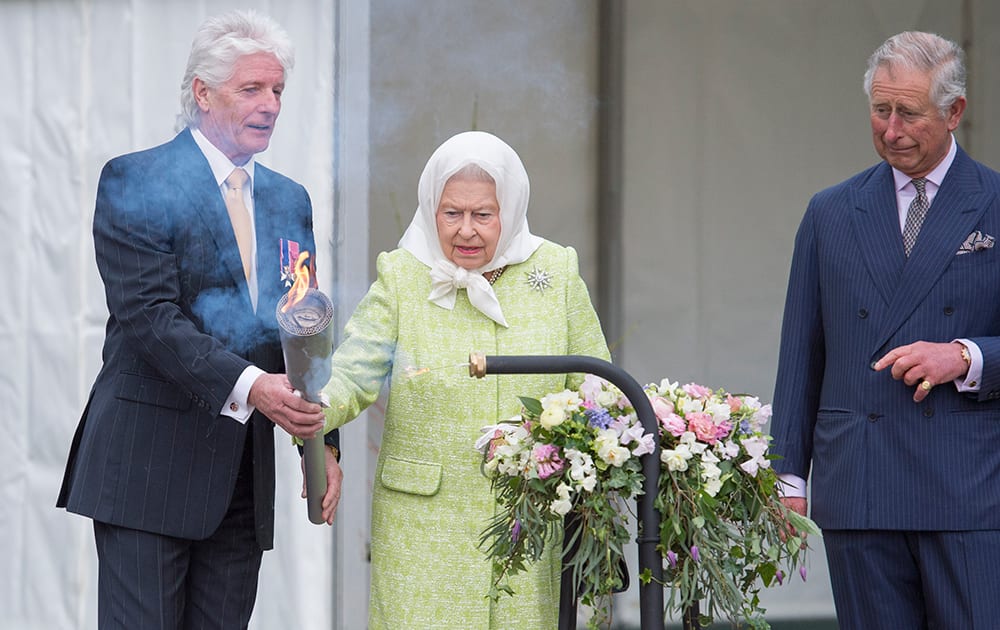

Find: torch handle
303;434;328;524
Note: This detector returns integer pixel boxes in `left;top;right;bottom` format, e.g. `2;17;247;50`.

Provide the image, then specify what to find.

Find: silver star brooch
525;266;553;292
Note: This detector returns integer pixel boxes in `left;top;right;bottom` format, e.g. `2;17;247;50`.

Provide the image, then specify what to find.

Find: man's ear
192;78;210;112
946;96;967;132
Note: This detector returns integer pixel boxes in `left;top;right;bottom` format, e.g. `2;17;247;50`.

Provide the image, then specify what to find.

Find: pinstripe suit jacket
58;129;319;549
771;146;1000;531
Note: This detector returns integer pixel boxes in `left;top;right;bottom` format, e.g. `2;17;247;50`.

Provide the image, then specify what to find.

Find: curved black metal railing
470;353;700;630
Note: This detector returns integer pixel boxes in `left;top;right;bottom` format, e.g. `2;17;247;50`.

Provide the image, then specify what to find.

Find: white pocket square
957;230;995;255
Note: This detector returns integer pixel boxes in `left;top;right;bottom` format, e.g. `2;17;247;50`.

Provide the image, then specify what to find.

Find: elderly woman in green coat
322;131;609;629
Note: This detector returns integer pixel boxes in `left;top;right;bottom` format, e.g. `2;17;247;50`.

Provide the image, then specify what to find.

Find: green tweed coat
322;240;610;629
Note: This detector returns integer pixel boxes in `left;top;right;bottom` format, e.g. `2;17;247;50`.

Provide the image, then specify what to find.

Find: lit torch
276;251;334;524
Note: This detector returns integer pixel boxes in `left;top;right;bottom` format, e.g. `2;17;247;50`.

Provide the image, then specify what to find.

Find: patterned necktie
902;177;929;257
225;168;253;280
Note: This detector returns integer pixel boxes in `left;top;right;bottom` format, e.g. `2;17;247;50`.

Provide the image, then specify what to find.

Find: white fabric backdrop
0;2;336;628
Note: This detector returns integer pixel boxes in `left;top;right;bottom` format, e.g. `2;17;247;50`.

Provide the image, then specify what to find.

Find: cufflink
230;402;240;412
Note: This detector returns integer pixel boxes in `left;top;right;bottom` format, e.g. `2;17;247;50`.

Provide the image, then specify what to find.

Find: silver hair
862;31;965;116
447;163;496;185
175;9;295;131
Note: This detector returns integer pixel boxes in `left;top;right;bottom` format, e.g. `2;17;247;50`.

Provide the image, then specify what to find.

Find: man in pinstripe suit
772;31;1000;629
57;10;341;628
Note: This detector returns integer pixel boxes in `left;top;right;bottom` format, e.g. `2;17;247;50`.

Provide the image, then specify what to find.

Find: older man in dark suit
57;10;341;629
772;31;1000;629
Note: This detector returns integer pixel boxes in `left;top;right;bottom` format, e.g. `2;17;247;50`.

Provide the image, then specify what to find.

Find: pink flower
650;395;674;420
666;550;678;568
578;374;606;404
485;429;505;460
661;413;687;437
713;419;734;441
533;444;564;479
726;393;743;413
682;383;713;399
799;566;808;582
687;412;719;445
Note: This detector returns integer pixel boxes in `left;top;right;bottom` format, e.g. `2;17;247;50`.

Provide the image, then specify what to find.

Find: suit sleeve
770;201;826;479
93;159;249;412
966;336;1000;400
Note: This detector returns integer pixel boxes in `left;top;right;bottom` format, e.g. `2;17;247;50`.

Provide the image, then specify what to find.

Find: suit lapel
851;163;905;306
253;168;281;317
872;148;993;352
167;131;252;306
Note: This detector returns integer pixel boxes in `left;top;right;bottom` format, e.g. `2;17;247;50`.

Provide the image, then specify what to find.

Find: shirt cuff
953;339;982;392
220;365;266;423
777;473;807;498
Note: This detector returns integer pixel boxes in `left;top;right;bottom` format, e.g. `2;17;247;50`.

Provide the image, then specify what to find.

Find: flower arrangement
476;375;819;629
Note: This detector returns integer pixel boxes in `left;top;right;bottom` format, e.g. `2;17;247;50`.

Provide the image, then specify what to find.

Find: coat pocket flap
379;456;442;496
116;372;192;411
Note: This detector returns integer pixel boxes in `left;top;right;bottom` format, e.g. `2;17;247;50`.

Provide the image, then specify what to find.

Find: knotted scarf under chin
428;260;508;328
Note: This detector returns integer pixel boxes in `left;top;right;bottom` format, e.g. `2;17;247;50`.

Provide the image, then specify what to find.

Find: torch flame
282;251;311;312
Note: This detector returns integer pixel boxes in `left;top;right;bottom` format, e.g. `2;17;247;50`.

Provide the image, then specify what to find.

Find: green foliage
477;378;819;629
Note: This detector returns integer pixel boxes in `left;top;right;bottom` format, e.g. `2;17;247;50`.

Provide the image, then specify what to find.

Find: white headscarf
398;131;543;327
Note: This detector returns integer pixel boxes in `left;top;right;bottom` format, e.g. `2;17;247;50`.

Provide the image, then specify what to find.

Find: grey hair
447;163;496;185
862;31;965;116
175;9;295;131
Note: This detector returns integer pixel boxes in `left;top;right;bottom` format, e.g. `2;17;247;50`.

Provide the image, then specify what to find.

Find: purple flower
585;407;613;429
511;519;522;543
799;566;808;582
666;550;678;568
533;444;565;479
690;545;700;563
775;570;784;586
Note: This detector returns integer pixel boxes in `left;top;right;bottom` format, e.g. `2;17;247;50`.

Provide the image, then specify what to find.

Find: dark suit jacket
772;146;1000;531
58;129;336;549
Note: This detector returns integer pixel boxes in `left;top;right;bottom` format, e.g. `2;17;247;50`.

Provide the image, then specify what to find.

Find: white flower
658;378;679;396
679;431;708;455
550;482;574;515
681;397;704;415
603;444;631;467
618;422;646;446
539;407;566;429
753;403;773;427
700;453;722;496
661;443;693;472
474;421;519;453
566;448;598;492
706;400;732;423
702;476;723;497
700;449;720;466
595;429;631;467
631;433;656;457
739;436;771;476
566;448;593;475
717;439;740;460
541;389;582;410
596;389;619;408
